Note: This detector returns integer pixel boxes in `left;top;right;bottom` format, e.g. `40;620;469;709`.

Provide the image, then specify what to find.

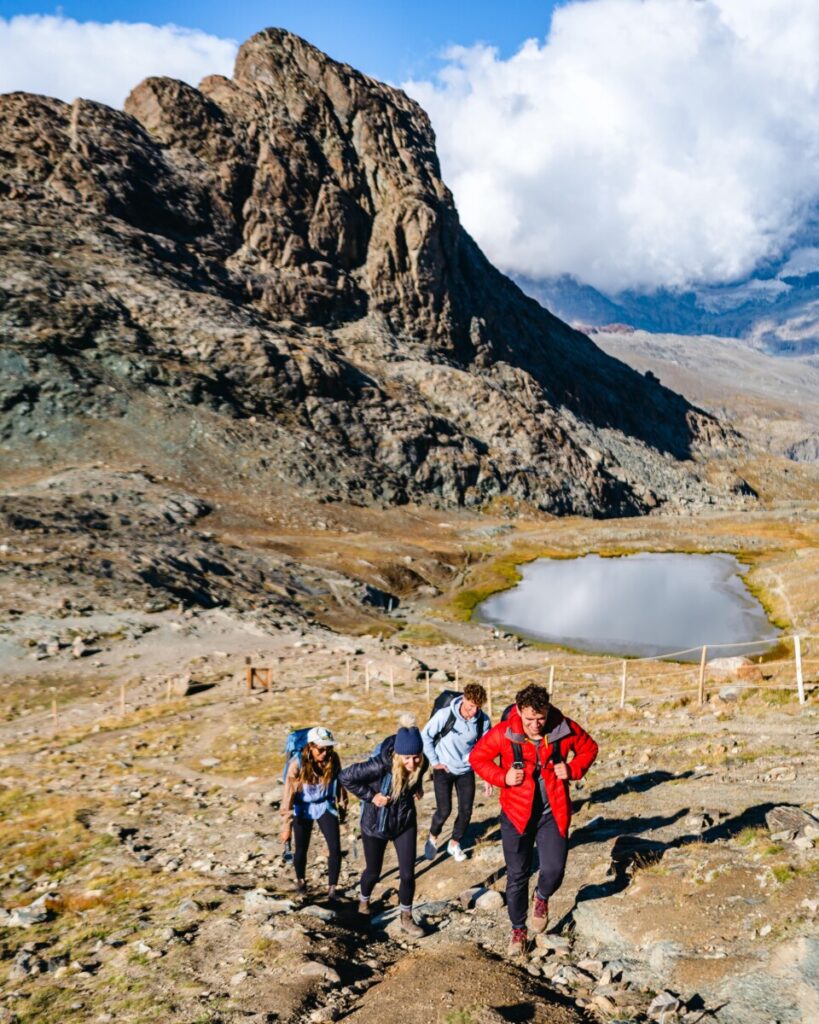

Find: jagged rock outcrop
0;29;741;516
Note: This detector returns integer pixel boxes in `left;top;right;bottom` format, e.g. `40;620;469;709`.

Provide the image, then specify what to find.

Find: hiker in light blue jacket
421;683;492;862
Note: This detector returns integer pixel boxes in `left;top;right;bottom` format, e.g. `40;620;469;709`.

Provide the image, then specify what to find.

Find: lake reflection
475;553;778;660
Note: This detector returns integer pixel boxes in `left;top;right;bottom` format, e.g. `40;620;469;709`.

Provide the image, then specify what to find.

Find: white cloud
0;15;237;110
406;0;819;293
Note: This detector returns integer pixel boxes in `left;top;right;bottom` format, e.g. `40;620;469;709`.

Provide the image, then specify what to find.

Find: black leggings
430;769;476;842
292;812;341;887
360;825;417;908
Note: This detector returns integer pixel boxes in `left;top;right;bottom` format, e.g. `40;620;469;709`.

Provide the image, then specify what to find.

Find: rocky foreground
0;605;816;1024
0;29;750;519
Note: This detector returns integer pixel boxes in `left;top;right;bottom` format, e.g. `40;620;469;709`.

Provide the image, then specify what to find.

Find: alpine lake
474;552;780;661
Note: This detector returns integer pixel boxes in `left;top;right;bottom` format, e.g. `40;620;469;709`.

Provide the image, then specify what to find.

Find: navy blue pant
500;807;568;929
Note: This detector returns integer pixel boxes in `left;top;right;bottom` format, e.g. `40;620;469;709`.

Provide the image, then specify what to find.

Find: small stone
648;991;681;1018
243;890;294;917
794;836;815;851
300;961;341;984
534;933;571;953
199;757;221;768
230;970;248;986
300;905;336;922
474;889;504;911
759;924;772;936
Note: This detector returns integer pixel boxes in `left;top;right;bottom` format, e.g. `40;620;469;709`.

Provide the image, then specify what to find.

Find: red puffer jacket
470;705;598;837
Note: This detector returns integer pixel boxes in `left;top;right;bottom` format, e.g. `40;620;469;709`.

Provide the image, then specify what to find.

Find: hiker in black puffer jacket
339;714;427;937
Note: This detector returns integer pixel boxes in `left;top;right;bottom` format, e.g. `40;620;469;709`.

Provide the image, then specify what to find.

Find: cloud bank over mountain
407;0;819;294
0;15;237;109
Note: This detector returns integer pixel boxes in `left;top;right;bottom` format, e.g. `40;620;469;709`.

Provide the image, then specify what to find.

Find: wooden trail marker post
620;661;627;709
245;665;273;693
794;636;805;706
548;665;555;697
698;646;708;705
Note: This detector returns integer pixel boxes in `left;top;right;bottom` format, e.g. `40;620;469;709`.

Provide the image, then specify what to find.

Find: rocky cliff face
0;29;739;516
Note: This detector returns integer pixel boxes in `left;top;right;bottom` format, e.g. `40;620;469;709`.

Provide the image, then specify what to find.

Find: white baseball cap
307;726;335;747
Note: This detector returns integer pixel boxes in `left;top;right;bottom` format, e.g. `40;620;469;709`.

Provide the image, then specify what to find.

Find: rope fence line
237;631;816;714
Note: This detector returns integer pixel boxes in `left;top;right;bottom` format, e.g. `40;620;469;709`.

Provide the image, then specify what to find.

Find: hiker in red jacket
470;683;598;956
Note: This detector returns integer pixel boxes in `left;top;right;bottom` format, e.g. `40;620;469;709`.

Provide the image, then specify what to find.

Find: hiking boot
447;840;467;862
295;878;307;896
327;885;337;901
399;910;424;938
530;894;549;934
358;898;370;917
508;927;528;957
424;834;439;861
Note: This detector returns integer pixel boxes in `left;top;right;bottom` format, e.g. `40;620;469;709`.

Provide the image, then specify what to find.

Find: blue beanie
394;726;423;755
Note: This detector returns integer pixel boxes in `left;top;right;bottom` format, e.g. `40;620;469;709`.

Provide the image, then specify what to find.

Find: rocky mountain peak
0;29;744;516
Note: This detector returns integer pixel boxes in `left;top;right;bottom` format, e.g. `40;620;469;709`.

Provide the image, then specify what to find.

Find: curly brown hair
463;683;487;707
515;683;551;714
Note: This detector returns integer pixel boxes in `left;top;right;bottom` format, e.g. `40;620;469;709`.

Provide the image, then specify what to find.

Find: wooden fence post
698;646;708;705
620;661;627;709
246;666;253;693
795;636;806;706
548;665;555;697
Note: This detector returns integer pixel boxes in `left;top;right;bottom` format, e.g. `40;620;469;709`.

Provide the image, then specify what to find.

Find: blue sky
2;1;819;296
1;1;565;81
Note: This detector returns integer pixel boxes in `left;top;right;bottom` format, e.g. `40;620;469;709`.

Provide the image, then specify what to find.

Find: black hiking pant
430;768;476;843
500;803;568;929
292;811;341;887
359;824;417;908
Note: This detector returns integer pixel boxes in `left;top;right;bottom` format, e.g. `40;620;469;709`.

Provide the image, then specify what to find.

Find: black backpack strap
432;708;457;749
511;740;524;765
476;712;485;740
550;739;564;764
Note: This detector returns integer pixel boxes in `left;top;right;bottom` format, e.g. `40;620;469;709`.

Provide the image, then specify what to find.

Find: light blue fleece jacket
421;697;491;775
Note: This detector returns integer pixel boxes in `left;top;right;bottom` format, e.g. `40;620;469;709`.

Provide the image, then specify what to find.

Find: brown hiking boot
508;926;528;957
399;910;424;938
530;894;549;934
358;898;370;917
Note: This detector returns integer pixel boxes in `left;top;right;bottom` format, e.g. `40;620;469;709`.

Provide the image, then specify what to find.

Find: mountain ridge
0;28;744;518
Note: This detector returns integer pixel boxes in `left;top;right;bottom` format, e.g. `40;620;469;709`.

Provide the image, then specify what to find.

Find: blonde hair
390;752;424;801
390;713;423;800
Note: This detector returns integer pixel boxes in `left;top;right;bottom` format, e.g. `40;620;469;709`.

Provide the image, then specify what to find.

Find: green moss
772;864;796;884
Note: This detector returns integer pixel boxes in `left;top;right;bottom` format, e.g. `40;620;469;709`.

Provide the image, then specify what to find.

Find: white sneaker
447;840;467;862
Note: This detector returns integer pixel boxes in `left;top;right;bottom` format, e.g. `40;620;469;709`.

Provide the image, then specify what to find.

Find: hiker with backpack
421;683;492;862
280;726;347;898
338;714;427;938
470;683;598;957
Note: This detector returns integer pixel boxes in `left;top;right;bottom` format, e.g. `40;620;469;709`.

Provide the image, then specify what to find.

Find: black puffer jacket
339;735;427;839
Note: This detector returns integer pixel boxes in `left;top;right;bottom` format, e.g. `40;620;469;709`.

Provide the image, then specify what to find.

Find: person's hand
505;765;524;787
372;793;390;807
280;824;292;843
553;762;569;781
483;781;494;797
433;763;449;772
